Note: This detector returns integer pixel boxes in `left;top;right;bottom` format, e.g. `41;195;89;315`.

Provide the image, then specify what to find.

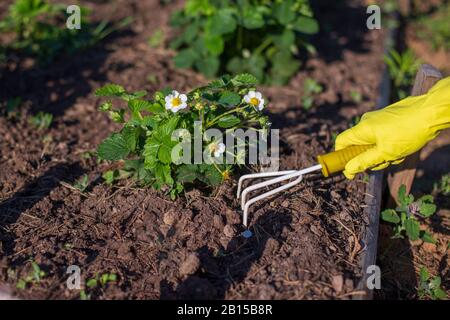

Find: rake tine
240;171;302;212
237;170;297;198
240;164;323;227
243;175;305;226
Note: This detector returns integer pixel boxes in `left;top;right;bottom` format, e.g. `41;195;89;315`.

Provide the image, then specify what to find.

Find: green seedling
301;78;323;110
381;185;437;243
73;174;89;192
170;0;318;85
95;73;269;199
148;29;164;48
434;173;450;196
418;267;447;300
29;112;53;130
16;261;46;289
0;0;130;64
350;90;363;104
80;272;117;300
384;49;420;100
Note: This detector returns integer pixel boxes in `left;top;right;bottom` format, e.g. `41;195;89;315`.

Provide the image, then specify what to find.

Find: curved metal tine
243;174;304;227
240;171;302;212
241;164;323;227
237;170;297;199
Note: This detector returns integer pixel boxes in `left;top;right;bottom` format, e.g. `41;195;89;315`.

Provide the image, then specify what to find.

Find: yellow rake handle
317;145;373;177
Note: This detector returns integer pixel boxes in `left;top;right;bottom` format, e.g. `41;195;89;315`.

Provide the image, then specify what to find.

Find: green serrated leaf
176;164;198;183
242;8;264;29
218;115;240;128
143;138;160;169
381;209;401;224
421;231;436;244
195;56;220;78
419;202;436;217
98;133;130;161
218;91;241;106
156;116;180;138
404;218;420;240
95;84;126;97
158;144;173;164
173;48;199;68
292;16;319;34
231;73;258;86
204;34;224;56
207;10;236;35
121;126;139;152
274;0;295;25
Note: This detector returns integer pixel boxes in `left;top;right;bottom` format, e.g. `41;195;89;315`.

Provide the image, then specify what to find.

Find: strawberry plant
170;0;318;85
418;267;447;300
381;185;437;243
95;73;269;198
0;0;130;64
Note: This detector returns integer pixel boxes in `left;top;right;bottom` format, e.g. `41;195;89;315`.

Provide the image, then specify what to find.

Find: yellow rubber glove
335;76;450;179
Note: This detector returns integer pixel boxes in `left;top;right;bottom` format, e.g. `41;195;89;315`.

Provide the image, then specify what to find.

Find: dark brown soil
0;0;386;299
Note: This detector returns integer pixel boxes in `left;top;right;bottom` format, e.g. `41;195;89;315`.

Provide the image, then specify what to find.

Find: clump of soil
0;0;385;299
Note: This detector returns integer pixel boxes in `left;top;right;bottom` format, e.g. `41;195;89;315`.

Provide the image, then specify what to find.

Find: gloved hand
335;76;450;179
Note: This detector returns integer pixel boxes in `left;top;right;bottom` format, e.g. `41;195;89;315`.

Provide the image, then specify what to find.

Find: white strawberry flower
244;90;265;111
164;90;188;113
208;142;226;158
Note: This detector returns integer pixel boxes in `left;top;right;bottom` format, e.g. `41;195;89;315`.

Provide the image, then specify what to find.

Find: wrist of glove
335;77;450;179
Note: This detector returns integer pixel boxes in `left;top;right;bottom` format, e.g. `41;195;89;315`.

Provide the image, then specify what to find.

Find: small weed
29;112;53;130
418;267;447;300
350;90;363;104
302;78;323;110
381;185;437;243
148;29;164;48
80;272;118;300
73;174;89;192
434;173;450;196
384;49;420;100
16;261;46;289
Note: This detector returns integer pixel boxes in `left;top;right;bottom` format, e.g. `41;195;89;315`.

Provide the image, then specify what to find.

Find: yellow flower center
171;97;182;107
250;97;259;106
209;144;218;153
222;170;230;180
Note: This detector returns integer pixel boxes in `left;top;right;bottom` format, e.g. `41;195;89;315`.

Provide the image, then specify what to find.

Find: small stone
310;224;321;236
163;210;177;225
223;224;236;238
225;209;240;224
213;215;224;231
179;253;201;276
281;200;290;208
331;190;341;199
332;274;344;293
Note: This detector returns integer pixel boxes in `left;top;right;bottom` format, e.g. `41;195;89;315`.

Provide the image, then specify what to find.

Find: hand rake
237;145;371;227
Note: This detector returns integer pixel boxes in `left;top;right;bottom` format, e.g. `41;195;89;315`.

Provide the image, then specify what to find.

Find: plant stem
206;106;246;128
